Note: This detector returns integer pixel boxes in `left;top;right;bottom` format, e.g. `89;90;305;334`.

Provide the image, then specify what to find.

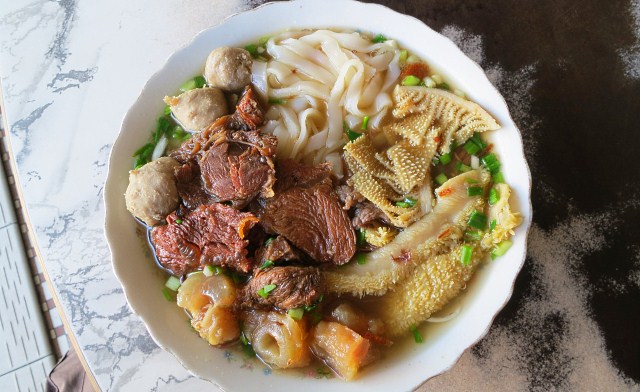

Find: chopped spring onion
464;230;483;241
406;54;420;64
492;171;505;184
264;237;275;246
361;115;370;130
259;260;274;270
164;105;171;116
489;187;500;205
469;133;487;149
431;157;440;166
463;140;481;155
258;35;271;45
371;34;386;43
438;82;451;91
257;284;276;299
491;240;513;260
239;331;249;346
356;228;367;247
203;265;221;277
467;186;483;197
288;308;305;320
172;126;190;140
470;155;480;169
423;76;436;88
394;197;417;208
244;43;260;57
268;97;287;105
401;75;421;86
175;219;183;224
410;325;423;343
151;135;168;161
460;244;473;265
435;173;448;185
165;276;181;291
456;161;472;173
356;253;367;265
465;178;479;184
489;219;497;232
180;76;206;92
304;294;323;312
399;49;408;63
162;287;174;301
482;153;501;174
344;121;362;141
468;210;487;230
439;153;452;165
431;74;443;84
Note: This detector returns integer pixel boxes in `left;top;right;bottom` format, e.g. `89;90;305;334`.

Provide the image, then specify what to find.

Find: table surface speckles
0;0;638;391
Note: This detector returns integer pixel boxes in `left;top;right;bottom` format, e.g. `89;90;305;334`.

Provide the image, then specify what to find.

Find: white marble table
3;0;639;391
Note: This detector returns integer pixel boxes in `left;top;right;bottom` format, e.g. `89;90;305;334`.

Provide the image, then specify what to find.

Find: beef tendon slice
151;203;259;275
239;266;325;310
259;161;356;265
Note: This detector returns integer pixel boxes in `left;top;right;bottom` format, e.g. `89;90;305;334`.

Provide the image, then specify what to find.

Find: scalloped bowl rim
104;1;532;391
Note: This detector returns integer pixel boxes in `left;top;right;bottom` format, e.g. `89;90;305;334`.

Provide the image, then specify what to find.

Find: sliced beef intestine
151;203;259;275
255;159;356;266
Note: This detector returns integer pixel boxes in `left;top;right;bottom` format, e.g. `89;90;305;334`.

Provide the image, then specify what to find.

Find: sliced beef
238;266;324;310
352;201;390;229
254;236;303;266
169;86;276;208
151;203;259;275
336;184;365;210
174;162;217;209
257;160;356;265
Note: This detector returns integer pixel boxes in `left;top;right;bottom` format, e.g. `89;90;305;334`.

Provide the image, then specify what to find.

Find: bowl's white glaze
105;0;532;390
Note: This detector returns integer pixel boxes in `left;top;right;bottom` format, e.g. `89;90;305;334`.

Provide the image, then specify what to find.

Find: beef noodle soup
123;29;521;380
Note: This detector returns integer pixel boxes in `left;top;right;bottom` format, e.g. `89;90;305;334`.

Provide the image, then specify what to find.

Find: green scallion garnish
175;219;183;224
259;260;274;270
439;153;452;165
203;265;220;277
371;34;386;43
490;219;497;232
467;186;483;197
164;105;171;116
165;276;181;292
399;50;408;63
410;325;423;343
344;121;362;141
288;308;305;320
257;284;276;299
264;237;275;246
361;116;370;131
491;240;513;260
244;43;260;57
464;230;483;241
438;82;451;91
435;173;448;186
460;244;473;265
180;76;206;92
162;287;174;301
401;75;421;86
469;133;487;149
432;157;440;166
394;197;417;208
356;228;367;247
467;210;487;230
489;187;500;205
456;161;472;173
239;332;249;346
268;97;286;105
356;253;367;265
481;153;501;174
463;140;481;155
492;172;505;184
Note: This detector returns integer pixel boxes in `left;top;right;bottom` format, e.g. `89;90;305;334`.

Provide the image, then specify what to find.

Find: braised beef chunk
169;86;277;208
254;236;303;266
273;159;332;192
352;201;390;229
174;162;217;209
258;160;356;265
238;266;324;310
151;203;259;275
336;184;365;210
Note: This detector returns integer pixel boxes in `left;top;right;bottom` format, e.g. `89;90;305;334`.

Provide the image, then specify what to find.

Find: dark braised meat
174;162;217;209
238;266;324;310
169;86;277;208
352;201;390;229
336;184;364;210
257;160;356;265
151;203;259;275
254;235;303;266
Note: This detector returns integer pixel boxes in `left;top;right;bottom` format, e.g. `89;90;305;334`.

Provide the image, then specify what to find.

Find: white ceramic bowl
105;0;532;390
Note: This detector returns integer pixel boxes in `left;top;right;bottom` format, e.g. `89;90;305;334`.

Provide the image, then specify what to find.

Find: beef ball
125;157;180;226
165;87;228;131
204;47;252;92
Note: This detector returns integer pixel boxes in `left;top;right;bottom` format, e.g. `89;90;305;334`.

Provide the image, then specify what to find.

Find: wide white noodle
252;29;401;177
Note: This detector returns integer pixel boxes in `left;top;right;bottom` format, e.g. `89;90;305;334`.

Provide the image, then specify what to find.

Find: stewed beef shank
151;203;259;275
